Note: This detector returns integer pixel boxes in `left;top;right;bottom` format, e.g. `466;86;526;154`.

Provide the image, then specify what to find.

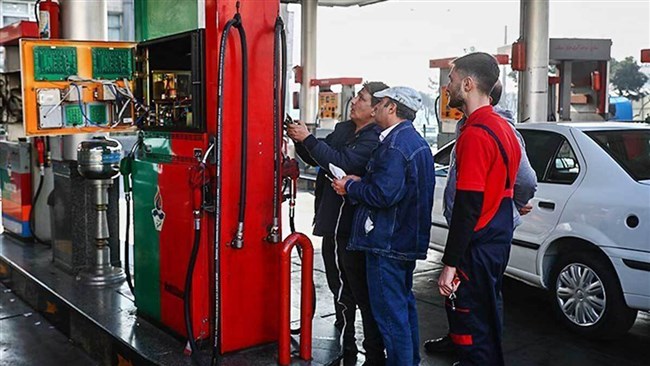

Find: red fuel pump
36;0;60;39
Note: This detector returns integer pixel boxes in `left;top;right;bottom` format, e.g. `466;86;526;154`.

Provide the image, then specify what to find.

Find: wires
63;76;145;127
70;84;94;126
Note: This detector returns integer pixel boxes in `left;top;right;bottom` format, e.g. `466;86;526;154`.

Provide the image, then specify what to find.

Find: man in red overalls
437;52;522;366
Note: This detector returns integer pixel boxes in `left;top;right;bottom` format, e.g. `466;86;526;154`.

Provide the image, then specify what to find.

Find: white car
430;122;650;338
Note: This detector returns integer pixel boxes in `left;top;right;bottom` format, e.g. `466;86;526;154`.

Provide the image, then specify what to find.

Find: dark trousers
342;249;386;365
446;199;513;366
322;236;385;364
322;235;357;352
366;252;419;366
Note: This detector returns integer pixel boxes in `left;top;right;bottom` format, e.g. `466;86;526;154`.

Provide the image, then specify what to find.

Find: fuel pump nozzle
120;156;132;199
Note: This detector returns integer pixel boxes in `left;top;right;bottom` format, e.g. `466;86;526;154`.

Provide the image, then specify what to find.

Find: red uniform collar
460;105;494;131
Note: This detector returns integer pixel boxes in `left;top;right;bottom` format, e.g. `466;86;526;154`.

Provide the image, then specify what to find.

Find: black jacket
295;120;380;237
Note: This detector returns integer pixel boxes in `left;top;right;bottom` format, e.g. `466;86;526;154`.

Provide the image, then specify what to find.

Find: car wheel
549;251;637;339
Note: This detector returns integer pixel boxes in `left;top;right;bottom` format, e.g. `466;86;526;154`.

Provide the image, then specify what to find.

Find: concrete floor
1;190;649;365
0;282;99;366
290;191;650;366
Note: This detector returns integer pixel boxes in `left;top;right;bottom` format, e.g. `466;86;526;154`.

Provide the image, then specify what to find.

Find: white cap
373;86;422;112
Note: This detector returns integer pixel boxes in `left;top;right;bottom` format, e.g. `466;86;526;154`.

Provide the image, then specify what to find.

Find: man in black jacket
287;81;388;365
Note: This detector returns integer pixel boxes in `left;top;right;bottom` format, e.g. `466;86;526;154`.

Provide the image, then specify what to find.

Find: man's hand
518;202;533;216
438;265;459;297
332;175;360;196
286;120;311;143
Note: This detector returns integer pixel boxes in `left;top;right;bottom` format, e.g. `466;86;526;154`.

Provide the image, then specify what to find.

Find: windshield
586;129;650;181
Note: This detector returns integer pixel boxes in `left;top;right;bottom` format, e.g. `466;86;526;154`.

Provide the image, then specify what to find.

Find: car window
433;141;455;177
434;141;454;167
546;140;580;184
519;130;563;182
585;130;650;181
519;129;579;184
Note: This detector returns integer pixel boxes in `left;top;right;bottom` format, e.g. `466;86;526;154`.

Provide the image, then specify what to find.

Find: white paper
329;163;347;180
364;217;374;234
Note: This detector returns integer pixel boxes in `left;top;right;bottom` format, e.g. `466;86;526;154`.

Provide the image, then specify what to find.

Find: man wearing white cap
332;86;435;365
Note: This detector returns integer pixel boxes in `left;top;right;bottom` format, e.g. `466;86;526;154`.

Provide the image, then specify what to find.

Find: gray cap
373;86;422;112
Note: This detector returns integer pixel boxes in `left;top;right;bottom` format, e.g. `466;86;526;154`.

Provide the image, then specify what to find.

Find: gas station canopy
282;0;385;7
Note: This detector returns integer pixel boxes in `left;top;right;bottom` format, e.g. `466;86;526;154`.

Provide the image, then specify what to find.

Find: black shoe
341;348;358;366
361;359;386;366
423;335;456;354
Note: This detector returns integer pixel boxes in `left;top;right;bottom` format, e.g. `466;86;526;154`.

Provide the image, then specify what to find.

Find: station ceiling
281;0;386;7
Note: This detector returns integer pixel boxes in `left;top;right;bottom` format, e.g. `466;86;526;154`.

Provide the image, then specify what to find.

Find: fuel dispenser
547;38;612;122
292;75;362;137
510;38;612;122
122;0;313;362
0;20;49;241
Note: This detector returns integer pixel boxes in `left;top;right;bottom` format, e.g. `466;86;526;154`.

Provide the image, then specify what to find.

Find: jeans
366;252;420;366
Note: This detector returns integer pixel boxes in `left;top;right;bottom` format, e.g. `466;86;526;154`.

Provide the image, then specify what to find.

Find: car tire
549;251;638;339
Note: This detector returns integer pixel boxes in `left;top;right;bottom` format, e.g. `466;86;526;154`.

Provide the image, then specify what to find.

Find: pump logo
151;186;166;232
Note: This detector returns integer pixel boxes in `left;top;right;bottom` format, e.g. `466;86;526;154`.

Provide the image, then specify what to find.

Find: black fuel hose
124;192;134;295
234;14;249;248
122;138;143;297
209;9;244;365
217;11;248;249
271;16;288;242
272;17;281;235
434;95;441;126
29;169;49;246
30;136;51;247
184;226;202;366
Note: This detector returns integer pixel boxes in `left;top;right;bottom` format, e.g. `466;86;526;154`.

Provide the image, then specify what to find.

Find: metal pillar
518;0;549;123
60;0;108;41
559;61;573;121
300;0;317;124
59;0;108;159
77;179;126;286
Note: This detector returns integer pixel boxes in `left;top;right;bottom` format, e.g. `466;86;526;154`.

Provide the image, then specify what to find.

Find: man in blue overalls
437;52;522;366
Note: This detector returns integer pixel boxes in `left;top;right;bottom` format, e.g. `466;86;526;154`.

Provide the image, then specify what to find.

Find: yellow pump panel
20;39;137;136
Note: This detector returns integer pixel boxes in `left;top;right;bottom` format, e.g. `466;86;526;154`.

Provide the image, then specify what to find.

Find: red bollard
279;233;313;365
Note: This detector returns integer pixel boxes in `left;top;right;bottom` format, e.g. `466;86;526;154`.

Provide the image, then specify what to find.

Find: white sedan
430;122;650;338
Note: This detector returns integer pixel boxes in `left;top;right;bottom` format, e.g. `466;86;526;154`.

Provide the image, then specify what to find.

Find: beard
447;94;463;109
446;86;464;109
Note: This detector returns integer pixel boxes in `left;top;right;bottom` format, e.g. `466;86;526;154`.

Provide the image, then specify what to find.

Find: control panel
20;39;137;136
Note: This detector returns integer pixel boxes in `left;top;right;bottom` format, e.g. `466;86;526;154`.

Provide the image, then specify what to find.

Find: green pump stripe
132;159;161;320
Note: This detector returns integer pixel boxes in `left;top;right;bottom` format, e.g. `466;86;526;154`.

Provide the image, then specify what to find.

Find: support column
300;0;317;124
59;0;108;159
559;61;572;121
517;0;549;123
60;0;107;41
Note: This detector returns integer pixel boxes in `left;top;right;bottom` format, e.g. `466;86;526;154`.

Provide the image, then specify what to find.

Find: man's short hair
451;52;500;96
363;81;389;106
490;80;503;106
381;98;417;121
395;102;416;121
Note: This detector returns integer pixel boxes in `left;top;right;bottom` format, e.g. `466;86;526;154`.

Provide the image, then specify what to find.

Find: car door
430;141;454;249
510;128;583;275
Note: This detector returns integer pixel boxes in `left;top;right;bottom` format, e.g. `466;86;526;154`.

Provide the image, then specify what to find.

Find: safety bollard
278;232;313;365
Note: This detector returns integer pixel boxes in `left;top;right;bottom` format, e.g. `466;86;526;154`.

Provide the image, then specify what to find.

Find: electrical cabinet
20;39;137;136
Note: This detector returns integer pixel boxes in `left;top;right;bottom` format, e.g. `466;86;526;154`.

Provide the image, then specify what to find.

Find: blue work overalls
446;124;514;366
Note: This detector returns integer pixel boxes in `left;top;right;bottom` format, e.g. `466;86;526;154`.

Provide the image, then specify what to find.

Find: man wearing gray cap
332;86;435;365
